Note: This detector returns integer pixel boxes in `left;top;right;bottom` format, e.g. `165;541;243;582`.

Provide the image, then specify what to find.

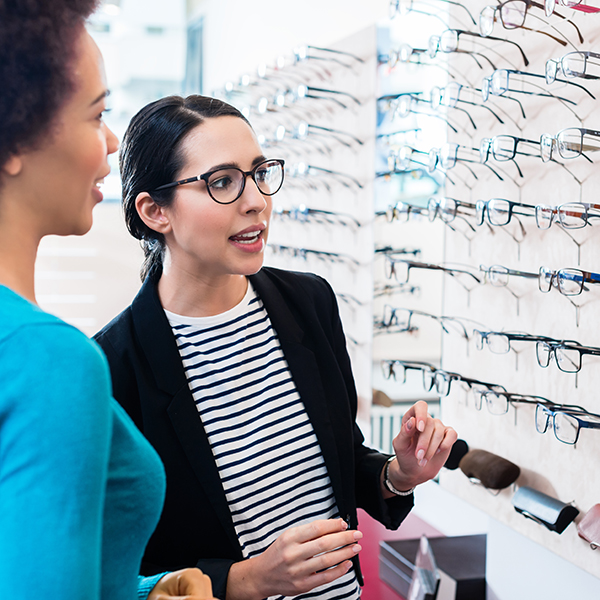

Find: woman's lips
228;228;266;252
92;181;104;203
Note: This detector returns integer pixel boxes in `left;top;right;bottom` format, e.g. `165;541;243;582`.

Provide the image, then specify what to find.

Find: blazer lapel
131;274;241;553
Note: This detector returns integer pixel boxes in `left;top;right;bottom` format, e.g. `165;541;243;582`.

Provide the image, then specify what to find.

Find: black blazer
94;266;413;599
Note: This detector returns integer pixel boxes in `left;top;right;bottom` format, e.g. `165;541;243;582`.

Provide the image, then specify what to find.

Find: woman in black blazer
95;95;456;600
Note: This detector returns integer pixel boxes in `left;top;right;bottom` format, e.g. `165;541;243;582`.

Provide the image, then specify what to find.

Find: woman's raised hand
227;518;362;600
386;400;458;494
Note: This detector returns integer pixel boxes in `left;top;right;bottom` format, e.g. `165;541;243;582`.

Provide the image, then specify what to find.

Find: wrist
227;559;264;600
384;457;415;496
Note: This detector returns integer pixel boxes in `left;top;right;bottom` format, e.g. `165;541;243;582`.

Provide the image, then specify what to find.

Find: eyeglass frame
536;339;600;373
545;51;600;98
534;202;600;229
479;0;582;45
539;266;600;296
535;403;600;444
153;158;285;204
385;257;482;285
540;127;600;163
474;390;553;415
476;198;536;227
474;330;557;354
380;305;470;340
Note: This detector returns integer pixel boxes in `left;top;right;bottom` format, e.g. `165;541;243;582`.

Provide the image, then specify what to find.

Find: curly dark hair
0;0;100;170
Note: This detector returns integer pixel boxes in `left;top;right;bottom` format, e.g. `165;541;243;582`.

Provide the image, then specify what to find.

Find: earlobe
2;155;23;177
135;192;172;234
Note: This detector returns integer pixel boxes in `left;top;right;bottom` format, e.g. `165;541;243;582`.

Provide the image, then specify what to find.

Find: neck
0;207;40;304
158;261;249;318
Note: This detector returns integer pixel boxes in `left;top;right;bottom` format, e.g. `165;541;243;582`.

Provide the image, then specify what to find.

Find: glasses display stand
379;0;600;580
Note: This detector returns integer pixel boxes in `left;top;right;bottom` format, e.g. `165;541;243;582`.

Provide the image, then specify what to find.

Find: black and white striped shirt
166;282;360;600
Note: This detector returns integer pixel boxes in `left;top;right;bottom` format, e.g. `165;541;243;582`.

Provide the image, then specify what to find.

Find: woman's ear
1;155;23;177
135;192;172;234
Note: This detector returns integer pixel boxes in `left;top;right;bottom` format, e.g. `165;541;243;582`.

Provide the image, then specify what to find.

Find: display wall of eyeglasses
380;0;600;578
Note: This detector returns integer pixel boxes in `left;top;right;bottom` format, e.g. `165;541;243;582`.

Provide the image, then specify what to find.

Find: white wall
187;0;390;93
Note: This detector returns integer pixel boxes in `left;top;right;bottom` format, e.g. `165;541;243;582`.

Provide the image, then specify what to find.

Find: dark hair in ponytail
119;94;250;281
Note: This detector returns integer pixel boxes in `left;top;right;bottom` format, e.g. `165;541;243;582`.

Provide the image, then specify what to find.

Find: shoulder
256;266;335;303
0;292;112;433
0;287;107;371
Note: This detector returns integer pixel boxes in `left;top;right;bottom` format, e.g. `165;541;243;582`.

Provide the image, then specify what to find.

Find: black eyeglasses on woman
153;158;285;205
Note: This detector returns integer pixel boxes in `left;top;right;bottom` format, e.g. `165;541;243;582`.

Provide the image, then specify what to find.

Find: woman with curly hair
0;3;214;599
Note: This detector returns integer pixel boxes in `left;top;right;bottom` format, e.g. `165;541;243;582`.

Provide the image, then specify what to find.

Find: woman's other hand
227;518;362;600
148;568;216;600
385;400;458;495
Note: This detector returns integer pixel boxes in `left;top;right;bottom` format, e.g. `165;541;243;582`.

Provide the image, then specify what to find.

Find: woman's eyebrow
90;89;110;107
207;156;268;172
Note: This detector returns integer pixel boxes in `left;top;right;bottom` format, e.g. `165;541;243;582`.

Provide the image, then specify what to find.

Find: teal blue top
0;286;167;600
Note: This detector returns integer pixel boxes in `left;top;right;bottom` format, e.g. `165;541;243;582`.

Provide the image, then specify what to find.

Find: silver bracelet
384;456;415;496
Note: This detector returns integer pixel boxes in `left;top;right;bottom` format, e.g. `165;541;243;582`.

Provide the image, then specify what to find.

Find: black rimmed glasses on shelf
476;198;536;227
380;202;428;223
288;162;363;190
482;69;580;118
385;257;481;286
292;45;364;68
479;0;582;45
374;282;421;298
381;359;435;383
545;0;600;16
438;28;529;66
479;264;538;287
268;244;360;268
540;127;600;163
431;143;505;181
427;33;497;70
535;403;600;444
379;305;470;340
474;330;556;354
272;205;362;229
536;340;600;373
545;51;600;92
535;202;600;229
428;196;477;224
290;121;364;148
430;82;506;124
474;390;552;415
379;44;429;68
154;158;285;203
539;266;600;295
386;94;462;134
479;135;539;178
381;360;506;397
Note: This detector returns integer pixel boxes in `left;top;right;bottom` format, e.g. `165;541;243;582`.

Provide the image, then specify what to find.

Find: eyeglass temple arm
441;103;477;129
305;45;365;63
463;30;530;66
459;97;504;124
517;23;567;47
308;124;364;145
308;86;362;106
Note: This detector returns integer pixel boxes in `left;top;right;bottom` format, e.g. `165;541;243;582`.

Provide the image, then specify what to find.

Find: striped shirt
165;281;360;600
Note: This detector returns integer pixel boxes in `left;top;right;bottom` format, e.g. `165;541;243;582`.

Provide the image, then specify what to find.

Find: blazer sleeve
320;277;414;529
